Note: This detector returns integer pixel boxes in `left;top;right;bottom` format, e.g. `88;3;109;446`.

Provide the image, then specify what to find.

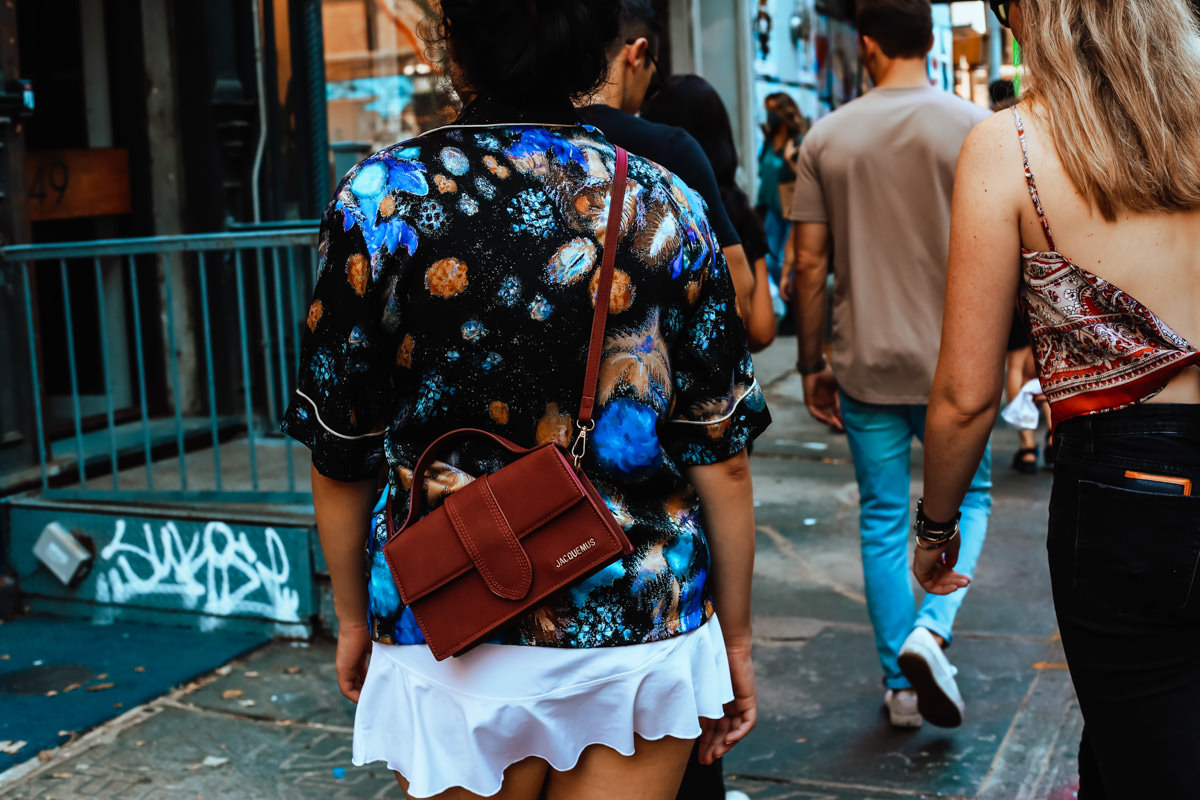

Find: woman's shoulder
957;105;1029;185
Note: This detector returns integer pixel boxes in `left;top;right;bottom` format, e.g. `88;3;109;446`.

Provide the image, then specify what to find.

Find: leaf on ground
243;671;259;678
221;689;244;700
215;666;233;676
63;683;81;693
52;773;73;779
285;666;302;674
45;690;58;697
0;654;9;660
201;756;229;767
86;682;115;692
37;750;54;762
0;741;27;754
113;702;123;709
236;699;256;708
135;741;146;747
96;673;108;680
134;666;145;672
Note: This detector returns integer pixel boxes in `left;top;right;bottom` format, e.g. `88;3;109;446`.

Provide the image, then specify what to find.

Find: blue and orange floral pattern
283;99;770;649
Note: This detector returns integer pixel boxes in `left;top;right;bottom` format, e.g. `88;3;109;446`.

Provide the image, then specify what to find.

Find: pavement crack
762;370;799;392
158;697;355;734
729;772;975;799
750;450;849;464
756;524;867;605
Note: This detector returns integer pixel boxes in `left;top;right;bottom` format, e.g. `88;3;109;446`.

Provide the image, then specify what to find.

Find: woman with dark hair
916;0;1200;794
756;92;807;295
642;74;776;352
282;1;768;798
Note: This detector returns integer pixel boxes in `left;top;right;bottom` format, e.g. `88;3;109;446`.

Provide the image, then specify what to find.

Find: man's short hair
855;0;933;59
612;0;661;58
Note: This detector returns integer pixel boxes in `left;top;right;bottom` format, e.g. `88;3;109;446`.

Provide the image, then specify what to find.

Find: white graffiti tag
97;520;301;622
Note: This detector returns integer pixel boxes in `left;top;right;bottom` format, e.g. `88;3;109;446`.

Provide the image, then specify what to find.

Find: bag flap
386;444;587;603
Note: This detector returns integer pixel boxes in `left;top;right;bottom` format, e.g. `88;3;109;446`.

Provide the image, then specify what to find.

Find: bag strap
570;146;627;463
399;427;537;530
389;147;628;534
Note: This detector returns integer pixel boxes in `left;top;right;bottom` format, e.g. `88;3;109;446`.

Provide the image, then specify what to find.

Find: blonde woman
914;0;1200;795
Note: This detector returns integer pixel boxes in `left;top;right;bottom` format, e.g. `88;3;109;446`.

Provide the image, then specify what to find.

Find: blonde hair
1019;0;1200;219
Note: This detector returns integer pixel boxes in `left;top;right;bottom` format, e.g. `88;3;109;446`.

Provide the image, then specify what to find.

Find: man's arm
793;222;828;368
792;221;842;430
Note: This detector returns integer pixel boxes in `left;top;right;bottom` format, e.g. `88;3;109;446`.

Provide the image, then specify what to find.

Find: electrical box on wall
33;522;92;586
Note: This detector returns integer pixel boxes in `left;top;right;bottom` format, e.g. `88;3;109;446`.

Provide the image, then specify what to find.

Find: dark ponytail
437;0;621;110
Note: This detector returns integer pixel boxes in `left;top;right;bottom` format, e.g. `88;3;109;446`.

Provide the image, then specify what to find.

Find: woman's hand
912;537;971;595
334;620;372;702
698;642;757;764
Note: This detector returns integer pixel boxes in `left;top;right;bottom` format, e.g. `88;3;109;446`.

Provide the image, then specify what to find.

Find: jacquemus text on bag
382;148;634;661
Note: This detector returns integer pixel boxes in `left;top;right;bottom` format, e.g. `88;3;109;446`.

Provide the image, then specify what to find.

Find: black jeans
1048;405;1200;798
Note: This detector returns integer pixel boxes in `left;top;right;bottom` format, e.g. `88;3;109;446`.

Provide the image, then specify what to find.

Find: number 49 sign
25;149;132;222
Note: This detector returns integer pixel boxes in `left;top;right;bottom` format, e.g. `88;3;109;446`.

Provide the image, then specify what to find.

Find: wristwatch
913;498;961;550
796;353;828;376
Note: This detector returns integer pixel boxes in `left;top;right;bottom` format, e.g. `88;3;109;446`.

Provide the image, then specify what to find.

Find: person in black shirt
642;74;777;352
579;0;759;336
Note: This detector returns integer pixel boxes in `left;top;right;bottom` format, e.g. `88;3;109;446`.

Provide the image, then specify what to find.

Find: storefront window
322;0;443;178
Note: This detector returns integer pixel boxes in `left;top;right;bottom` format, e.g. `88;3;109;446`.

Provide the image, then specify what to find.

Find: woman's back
1012;106;1200;407
286;102;769;648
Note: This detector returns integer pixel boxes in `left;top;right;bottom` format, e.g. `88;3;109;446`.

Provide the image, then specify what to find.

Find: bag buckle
570;420;595;468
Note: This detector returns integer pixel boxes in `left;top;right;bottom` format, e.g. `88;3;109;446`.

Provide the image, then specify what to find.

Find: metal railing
1;227;320;505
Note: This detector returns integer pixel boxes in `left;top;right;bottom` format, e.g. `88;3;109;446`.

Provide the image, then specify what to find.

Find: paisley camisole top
1013;108;1200;425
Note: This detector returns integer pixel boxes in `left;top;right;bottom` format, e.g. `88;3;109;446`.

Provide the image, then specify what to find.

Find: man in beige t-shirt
783;0;992;731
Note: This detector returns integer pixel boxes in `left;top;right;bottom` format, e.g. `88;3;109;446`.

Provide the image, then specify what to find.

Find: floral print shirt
283;98;770;649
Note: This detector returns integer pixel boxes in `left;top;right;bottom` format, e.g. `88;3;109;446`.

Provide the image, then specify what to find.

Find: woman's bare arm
724;244;757;324
745;256;777;352
311;467;378;700
917;115;1027;592
687;450;757;763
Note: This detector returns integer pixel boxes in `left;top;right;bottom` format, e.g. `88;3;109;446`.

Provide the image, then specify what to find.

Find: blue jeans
840;392;993;690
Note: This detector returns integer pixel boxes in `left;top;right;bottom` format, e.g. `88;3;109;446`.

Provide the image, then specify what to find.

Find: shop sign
25;148;132;222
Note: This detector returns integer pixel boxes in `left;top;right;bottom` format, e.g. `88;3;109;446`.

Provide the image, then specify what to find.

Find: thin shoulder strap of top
1011;107;1058;252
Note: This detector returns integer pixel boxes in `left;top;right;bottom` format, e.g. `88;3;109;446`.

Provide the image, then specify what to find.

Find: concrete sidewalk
0;336;1081;800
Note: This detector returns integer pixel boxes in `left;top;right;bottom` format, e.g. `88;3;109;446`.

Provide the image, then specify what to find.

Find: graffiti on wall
95;519;302;625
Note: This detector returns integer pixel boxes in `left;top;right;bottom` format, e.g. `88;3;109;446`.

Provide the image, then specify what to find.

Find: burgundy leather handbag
383;148;634;661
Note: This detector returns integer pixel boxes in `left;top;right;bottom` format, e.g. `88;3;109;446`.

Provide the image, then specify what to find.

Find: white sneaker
884;688;922;728
898;627;964;728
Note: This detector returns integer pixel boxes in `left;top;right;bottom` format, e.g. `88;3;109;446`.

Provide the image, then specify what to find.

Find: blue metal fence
1;227;320;505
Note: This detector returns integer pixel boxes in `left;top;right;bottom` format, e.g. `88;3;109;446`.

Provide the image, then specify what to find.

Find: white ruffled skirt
352;616;733;798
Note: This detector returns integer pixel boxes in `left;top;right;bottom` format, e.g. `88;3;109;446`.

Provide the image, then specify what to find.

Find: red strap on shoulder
577;146;628;424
